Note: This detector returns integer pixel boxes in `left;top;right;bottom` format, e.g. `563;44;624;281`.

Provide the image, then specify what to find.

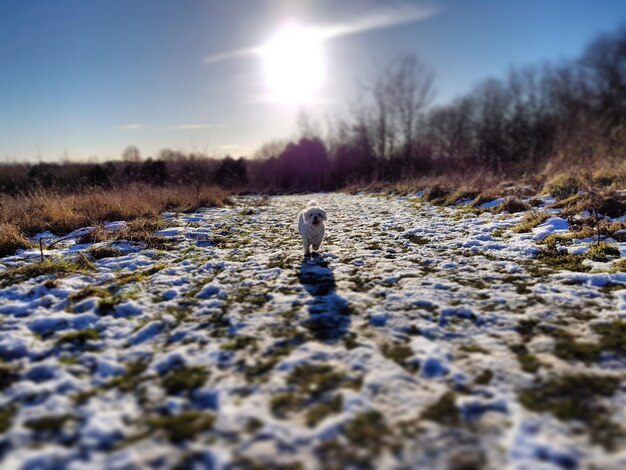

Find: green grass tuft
518;373;622;448
406;234;429;245
587;242;621;262
24;415;74;434
148;411;215;443
270;392;301;419
0;407;15;433
162;365;209;395
0;363;19;391
305;394;343;427
513;212;550;233
343;410;389;455
56;328;100;345
421;392;460;426
68;285;110;303
0;258;94;287
287;364;344;397
381;342;417;372
536;247;591;272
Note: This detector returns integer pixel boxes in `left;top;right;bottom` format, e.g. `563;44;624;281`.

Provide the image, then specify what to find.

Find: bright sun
261;21;326;105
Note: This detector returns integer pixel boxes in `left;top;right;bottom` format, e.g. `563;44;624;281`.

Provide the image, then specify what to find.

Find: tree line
1;25;623;194
250;24;625;191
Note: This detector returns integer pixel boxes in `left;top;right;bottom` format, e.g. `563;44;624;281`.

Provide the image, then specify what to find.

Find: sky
1;0;625;162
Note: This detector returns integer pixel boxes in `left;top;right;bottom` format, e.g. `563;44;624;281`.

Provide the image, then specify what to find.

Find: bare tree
252;140;289;160
357;55;434;178
296;109;322;139
122;145;141;162
387;56;435;158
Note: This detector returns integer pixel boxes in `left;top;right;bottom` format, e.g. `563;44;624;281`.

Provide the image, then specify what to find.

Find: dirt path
0;193;624;469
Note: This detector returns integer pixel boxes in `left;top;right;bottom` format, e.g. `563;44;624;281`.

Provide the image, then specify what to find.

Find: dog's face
304;207;327;227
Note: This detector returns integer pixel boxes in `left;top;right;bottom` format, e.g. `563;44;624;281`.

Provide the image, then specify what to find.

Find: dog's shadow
298;255;351;341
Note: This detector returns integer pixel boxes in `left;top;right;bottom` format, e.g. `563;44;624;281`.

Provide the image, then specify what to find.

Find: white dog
298;200;327;256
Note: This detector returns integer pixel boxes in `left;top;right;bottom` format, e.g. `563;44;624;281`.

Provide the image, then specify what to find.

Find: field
1;192;626;469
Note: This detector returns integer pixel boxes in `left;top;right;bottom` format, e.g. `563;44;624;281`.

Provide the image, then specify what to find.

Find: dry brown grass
77;218;175;248
345;158;626;211
344;170;515;201
0;223;35;257
495;197;530;213
552;191;626;219
0;184;230;257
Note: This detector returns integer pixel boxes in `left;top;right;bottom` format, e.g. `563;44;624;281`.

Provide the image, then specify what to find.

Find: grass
286;364;344;397
79;219;176;250
539;232;581;247
56;328;100;345
542;174;582;200
536;241;621;271
509;344;542;372
0;223;34;257
107;359;150;393
86;246;123;260
474;369;494;385
221;335;258;351
611;259;626;272
547;321;626;363
24;414;74;434
0;363;18;391
471;191;501;208
536;247;591;272
593;319;626;354
305;394;343;427
270;364;356;421
406;234;429;245
494;197;529;213
342;410;389;455
459;344;489;354
0;407;15;433
0;184;230;258
423;185;450;203
148;411;215;443
556;192;626;219
68;285;110;303
553;336;601;363
381;342;417;372
162;365;209;395
420;391;460;426
0;185;229;239
587;242;621;262
0;258;94;287
518;373;622;448
512;212;550;233
270;392;302;419
443;189;479;205
516;319;540;339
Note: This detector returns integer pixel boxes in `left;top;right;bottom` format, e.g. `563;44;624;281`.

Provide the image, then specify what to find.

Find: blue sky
1;0;625;161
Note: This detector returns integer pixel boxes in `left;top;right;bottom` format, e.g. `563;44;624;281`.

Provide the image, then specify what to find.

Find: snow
0;193;624;468
532;217;570;240
479;197;505;208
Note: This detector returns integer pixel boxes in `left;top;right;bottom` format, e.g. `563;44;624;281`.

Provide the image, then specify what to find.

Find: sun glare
261;21;326;105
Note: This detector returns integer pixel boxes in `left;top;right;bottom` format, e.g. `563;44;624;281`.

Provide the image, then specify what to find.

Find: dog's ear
319;209;327;221
303;210;311;223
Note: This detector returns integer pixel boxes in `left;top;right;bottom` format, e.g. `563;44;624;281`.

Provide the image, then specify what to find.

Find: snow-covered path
1;193;625;469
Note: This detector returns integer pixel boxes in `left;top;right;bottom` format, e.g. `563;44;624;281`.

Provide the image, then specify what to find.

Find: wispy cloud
170;124;226;130
202;3;439;65
116;123;146;130
203;47;260;65
320;4;439;40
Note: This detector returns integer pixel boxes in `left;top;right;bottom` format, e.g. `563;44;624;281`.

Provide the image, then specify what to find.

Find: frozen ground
1;193;626;469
